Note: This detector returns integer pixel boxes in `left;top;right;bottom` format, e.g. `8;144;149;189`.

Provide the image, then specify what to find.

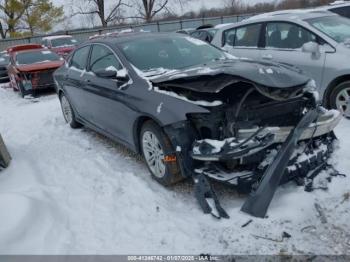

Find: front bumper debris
238;109;341;143
191;108;341;162
192;129;275;161
191;107;342;219
240;108;320;218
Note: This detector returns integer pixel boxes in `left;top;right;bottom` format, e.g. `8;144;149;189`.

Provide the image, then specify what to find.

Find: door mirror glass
302;41;320;54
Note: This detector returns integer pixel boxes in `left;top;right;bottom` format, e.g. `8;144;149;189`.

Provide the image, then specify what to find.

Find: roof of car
328;0;350;6
89;32;187;45
42;35;72;40
246;9;336;22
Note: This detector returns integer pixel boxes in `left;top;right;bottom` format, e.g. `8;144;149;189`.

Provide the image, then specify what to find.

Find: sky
52;0;275;30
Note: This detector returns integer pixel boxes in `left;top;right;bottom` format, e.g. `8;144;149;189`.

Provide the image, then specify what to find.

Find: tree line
0;0;336;39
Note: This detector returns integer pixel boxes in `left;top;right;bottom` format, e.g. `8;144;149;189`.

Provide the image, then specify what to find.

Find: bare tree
71;0;129;27
130;0;188;23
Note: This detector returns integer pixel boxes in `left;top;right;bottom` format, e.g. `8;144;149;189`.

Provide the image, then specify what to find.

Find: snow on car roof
214;23;235;29
329;0;350;5
42;35;73;40
247;9;334;21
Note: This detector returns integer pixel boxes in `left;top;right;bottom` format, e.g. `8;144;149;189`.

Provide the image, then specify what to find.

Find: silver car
211;10;350;117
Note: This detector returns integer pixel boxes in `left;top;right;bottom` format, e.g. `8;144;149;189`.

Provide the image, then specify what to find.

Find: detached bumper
191;108;341;161
238;109;341;143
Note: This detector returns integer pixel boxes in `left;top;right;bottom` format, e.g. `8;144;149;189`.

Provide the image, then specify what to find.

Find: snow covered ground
0;86;349;255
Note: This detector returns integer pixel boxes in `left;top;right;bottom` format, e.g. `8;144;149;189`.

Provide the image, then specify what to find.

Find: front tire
329;81;350;118
59;93;81;128
140;121;183;186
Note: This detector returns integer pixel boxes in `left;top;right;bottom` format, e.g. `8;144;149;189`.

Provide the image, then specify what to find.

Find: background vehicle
176;28;195;35
89;28;135;40
189;23;234;43
7;44;64;97
54;33;340;217
318;1;350;19
41;35;78;58
211;11;350;117
0;51;10;84
0;133;11;169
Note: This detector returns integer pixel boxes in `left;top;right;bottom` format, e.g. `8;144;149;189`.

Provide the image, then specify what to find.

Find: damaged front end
18;69;57;94
156;66;342;219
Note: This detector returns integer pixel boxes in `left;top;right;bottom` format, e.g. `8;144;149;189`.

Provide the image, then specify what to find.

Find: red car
41;35;78;58
7;44;64;97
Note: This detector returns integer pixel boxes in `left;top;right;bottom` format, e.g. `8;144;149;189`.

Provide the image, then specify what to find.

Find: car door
83;44;133;141
63;45;92;119
260;22;326;89
222;23;262;60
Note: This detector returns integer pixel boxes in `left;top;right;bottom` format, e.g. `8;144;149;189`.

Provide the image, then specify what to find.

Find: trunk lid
16;60;64;73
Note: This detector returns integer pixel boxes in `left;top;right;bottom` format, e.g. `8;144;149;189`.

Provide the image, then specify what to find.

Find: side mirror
320;43;336;53
115;68;130;82
302;41;320;54
94;69;117;78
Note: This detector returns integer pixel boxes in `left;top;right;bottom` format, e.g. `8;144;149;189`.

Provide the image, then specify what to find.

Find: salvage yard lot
0;87;349;255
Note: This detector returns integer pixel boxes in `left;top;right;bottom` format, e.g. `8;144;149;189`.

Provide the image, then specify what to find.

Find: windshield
16;50;61;65
307;15;350;43
51;37;78;47
118;36;226;71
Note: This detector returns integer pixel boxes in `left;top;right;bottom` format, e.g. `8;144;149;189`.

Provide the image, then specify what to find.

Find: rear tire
329;81;350;118
59;93;81;128
140;120;183;186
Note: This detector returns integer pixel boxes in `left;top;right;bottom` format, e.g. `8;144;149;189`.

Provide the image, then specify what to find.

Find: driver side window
89;45;122;73
70;45;90;70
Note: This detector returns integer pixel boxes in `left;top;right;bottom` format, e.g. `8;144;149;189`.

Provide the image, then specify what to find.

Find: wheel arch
324;74;350;107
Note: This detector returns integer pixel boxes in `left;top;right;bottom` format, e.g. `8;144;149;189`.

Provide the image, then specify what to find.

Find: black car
190;28;218;43
54;33;341;218
0;51;10;84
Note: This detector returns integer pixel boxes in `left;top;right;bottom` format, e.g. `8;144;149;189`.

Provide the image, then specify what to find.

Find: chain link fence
0;13;254;51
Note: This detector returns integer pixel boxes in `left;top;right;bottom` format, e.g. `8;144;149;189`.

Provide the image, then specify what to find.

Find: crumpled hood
149;59;310;93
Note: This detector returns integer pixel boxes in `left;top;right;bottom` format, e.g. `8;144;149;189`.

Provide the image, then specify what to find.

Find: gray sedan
211;10;350;117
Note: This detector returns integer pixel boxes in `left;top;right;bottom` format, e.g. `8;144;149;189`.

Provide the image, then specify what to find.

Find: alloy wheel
61;95;73;124
142;131;166;178
335;87;350;118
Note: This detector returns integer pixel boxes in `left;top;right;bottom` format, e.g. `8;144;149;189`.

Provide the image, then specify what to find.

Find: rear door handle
262;54;273;60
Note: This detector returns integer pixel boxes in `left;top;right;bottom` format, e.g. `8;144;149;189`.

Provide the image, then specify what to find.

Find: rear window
16;50;61;65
